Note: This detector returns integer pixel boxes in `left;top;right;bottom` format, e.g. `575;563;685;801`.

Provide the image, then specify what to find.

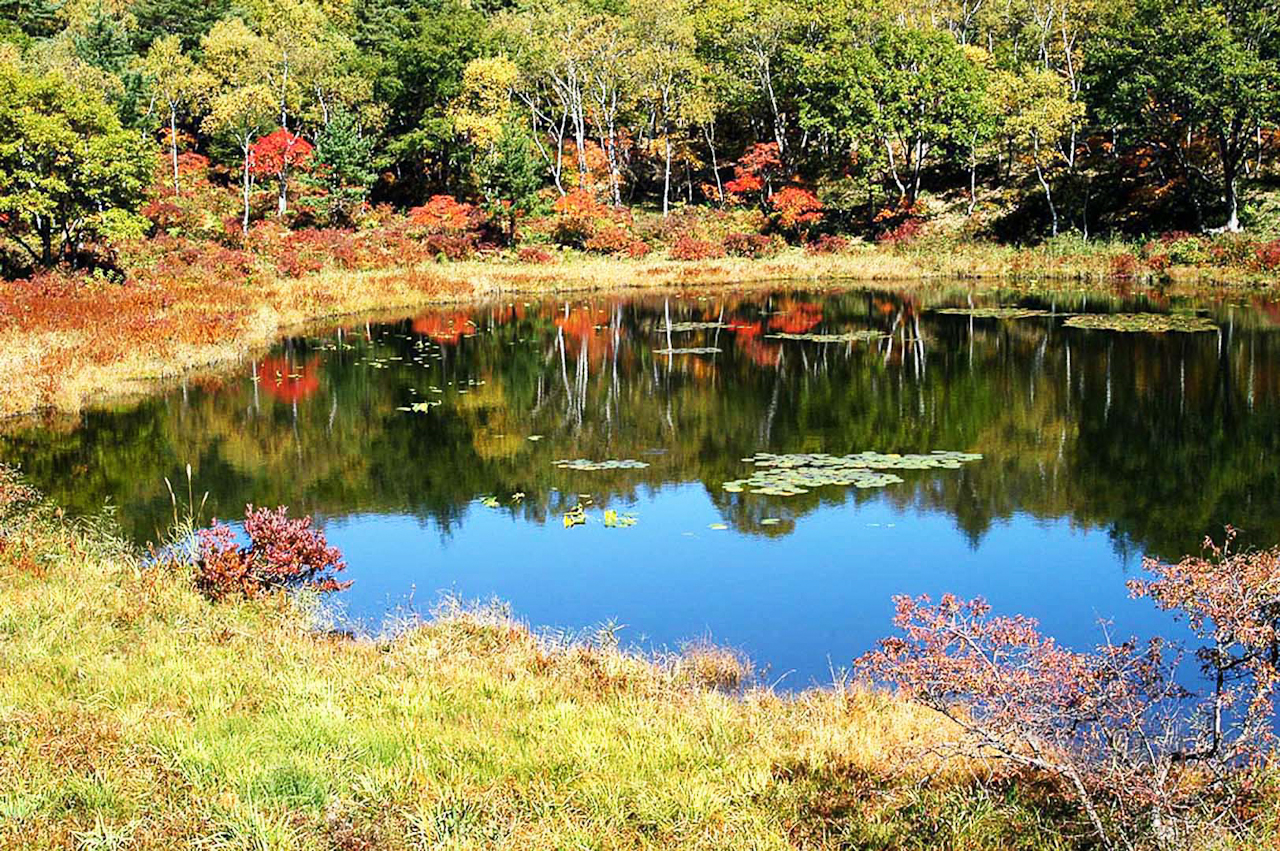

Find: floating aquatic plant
1063;313;1217;333
603;510;637;528
654;347;722;355
932;307;1052;319
767;331;886;343
554;459;651;471
723;451;983;497
563;504;587;528
656;322;730;332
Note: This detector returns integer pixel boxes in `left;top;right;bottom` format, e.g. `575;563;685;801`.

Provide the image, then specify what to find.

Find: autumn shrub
408;195;482;237
769;186;824;239
550;189;627;248
1256;239;1280;271
669;236;726;261
194;505;349;601
864;527;1280;849
724;232;783;259
625;239;651;258
423;234;476;261
805;234;850;255
517;245;556;264
583;226;634;255
1109;252;1140;278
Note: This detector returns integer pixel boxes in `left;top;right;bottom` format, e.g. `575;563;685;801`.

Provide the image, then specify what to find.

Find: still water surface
8;284;1280;686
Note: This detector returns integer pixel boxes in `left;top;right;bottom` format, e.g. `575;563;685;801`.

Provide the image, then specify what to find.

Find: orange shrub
669;237;726;261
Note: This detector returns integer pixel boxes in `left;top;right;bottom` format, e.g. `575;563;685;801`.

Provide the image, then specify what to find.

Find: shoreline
2;248;1277;420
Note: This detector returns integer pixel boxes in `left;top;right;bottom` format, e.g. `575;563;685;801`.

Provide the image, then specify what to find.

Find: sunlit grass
0;474;1168;850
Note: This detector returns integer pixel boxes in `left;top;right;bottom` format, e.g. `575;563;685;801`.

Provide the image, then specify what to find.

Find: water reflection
7;285;1280;685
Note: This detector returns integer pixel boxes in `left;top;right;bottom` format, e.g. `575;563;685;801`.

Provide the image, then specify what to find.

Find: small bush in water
196;505;349;600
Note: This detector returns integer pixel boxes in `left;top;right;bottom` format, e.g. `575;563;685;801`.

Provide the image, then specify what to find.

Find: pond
7;284;1280;687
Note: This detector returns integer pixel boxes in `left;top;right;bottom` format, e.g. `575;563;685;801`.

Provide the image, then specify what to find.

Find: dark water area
8;284;1280;688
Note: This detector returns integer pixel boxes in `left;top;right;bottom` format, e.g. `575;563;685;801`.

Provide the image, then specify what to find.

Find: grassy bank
5;237;1279;421
0;474;1127;851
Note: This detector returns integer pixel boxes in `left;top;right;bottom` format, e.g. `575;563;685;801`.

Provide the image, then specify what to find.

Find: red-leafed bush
863;526;1280;848
550;189;626;248
584;226;634;255
805;234;850;255
1255;239;1280;272
724;232;783;258
195;505;348;600
769;186;823;236
1110;252;1140;279
724;143;783;205
669;237;726;261
877;217;924;245
423;234;476;260
408;195;481;236
518;245;556;264
625;240;651;258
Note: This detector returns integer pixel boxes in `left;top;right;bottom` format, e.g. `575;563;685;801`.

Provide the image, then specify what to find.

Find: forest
2;0;1279;277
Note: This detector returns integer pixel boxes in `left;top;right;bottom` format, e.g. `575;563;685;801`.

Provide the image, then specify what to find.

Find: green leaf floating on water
1063;313;1217;333
767;331;886;343
554;459;651;471
932;307;1052;319
654;347;722;355
724;450;983;497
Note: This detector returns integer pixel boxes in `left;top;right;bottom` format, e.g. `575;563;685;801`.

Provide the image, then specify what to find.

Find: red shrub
1254;239;1280;272
724;232;782;259
408;195;480;236
584;226;634;254
724;143;783;204
518;246;556;264
877;217;924;245
625;240;651;258
195;505;348;600
769;186;823;236
805;234;849;255
669;237;726;261
423;234;476;260
1109;252;1140;278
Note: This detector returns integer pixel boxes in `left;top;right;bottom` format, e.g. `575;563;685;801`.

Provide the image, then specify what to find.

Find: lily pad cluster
722;451;983;496
654;347;722;355
657;322;729;332
1063;313;1217;333
767;331;887;343
554;459;651;471
932;307;1052;319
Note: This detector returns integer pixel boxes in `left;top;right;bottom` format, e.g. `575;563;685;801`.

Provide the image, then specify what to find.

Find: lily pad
654;347;722;355
932;307;1052;319
767;331;887;343
656;322;730;333
1063;313;1217;333
728;450;983;497
554;459;651;471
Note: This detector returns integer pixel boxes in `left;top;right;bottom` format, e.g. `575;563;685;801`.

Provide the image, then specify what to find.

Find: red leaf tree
248;128;314;218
